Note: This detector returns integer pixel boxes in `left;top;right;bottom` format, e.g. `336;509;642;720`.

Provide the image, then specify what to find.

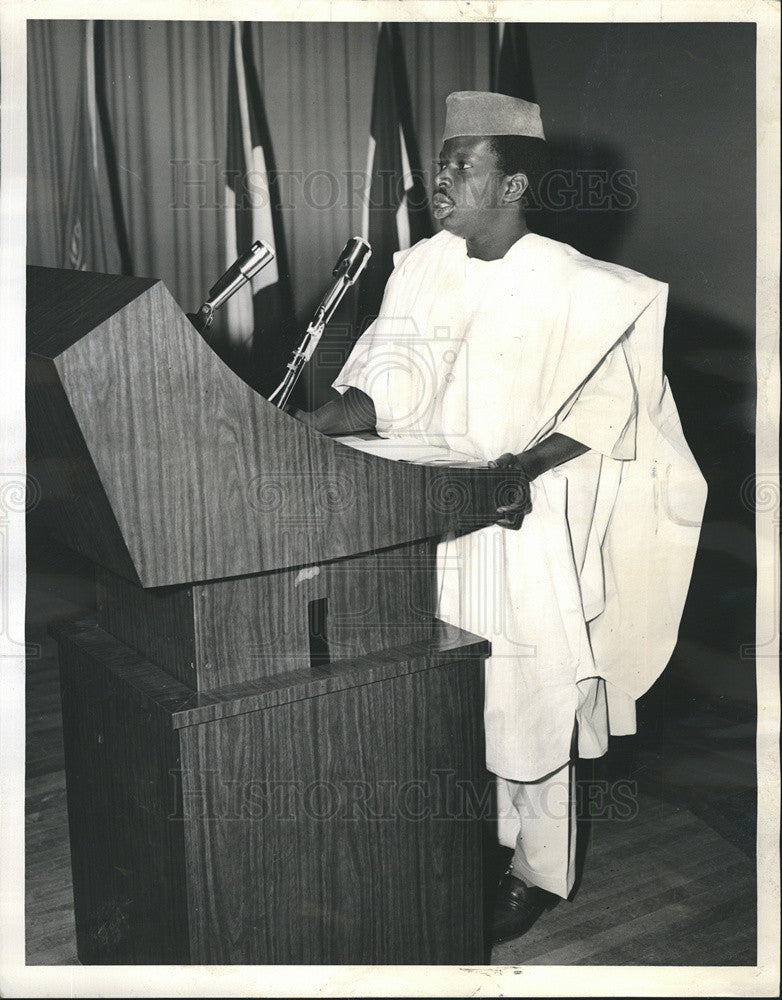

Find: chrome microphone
268;237;372;409
188;240;275;334
311;237;372;328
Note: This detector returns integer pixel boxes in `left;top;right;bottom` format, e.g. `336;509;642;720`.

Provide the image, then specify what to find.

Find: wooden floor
24;542;758;967
494;792;756;965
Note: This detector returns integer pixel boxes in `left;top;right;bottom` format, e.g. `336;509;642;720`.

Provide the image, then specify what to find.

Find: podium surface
27;266;516;964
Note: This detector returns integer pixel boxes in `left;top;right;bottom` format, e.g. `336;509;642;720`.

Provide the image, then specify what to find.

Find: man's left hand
488;453;532;530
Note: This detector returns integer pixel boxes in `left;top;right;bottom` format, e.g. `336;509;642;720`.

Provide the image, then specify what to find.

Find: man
296;91;706;944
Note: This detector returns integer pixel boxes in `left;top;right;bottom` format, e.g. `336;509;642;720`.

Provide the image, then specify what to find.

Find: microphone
208;240;275;307
188;240;275;334
333;235;372;282
268;237;372;409
311;237;372;328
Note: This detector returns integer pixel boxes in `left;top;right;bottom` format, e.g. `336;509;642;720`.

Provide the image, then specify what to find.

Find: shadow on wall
525;136;757;717
527;138;637;261
662;300;756;716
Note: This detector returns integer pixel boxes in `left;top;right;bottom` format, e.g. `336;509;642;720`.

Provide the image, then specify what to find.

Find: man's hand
487;434;590;530
288;388;376;435
289;406;315;425
488;452;532;530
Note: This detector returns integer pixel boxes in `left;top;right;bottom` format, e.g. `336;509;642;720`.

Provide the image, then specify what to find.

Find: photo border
1;1;779;996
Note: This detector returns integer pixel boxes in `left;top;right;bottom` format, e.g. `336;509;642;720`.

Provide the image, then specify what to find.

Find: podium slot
308;596;330;669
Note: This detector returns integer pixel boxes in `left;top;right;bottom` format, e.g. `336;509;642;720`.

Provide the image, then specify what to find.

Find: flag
357;23;432;332
223;22;296;397
491;23;536;102
62;20;133;274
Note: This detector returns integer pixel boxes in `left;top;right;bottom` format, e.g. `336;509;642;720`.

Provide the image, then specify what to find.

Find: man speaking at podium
296;91;706;945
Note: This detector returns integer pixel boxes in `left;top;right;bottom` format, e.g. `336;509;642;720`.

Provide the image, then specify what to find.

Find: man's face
432;136;507;239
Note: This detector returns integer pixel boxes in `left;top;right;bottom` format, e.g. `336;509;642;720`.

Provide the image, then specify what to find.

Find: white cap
442;91;546;142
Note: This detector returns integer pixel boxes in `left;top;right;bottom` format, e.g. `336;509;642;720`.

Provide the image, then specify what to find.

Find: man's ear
503;172;529;204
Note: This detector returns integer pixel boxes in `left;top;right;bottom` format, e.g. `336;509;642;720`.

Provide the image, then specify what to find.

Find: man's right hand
290;407;315;426
289;388;376;436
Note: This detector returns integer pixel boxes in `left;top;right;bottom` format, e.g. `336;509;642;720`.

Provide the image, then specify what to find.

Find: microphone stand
269;238;371;411
267;309;330;411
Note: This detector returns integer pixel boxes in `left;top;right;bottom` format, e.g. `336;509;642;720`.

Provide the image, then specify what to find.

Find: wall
526;22;756;333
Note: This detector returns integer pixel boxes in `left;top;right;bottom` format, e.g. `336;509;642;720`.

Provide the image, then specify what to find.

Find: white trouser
496;761;576;899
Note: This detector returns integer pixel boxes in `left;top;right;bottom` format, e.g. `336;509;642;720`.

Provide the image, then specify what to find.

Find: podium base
54;618;491;965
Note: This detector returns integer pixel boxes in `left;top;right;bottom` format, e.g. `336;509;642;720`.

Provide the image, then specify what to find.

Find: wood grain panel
96;567;197;688
95;539;437;691
26;354;140;584
57;633;190;964
50;618;490;733
191;566;319;687
180;659;487;964
52;618;488;964
29;266;529;587
26;266;157;358
320;541;437;662
190;541;437;689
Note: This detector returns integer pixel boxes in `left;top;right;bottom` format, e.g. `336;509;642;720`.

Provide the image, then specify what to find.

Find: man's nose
434;163;451;188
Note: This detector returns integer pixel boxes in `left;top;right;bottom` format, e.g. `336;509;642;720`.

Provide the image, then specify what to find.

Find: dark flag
223;21;296;397
357;23;432;332
491;23;536;102
62;20;132;274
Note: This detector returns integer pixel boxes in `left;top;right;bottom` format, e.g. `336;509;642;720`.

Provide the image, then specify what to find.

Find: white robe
335;230;707;781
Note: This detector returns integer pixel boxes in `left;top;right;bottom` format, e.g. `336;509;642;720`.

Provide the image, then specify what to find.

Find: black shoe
491;870;558;944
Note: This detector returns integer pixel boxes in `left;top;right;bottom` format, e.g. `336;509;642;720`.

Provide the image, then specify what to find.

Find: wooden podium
26;266;518;965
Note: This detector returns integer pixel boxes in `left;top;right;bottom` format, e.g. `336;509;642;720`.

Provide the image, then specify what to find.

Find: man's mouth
432;191;454;218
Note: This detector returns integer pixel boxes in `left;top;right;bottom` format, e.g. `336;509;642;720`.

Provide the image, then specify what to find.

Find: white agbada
335;230;706;782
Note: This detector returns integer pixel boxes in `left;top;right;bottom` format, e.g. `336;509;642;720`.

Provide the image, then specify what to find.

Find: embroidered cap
442;91;546;142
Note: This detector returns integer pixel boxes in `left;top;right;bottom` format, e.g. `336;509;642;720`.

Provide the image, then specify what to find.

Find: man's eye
457;162;471;170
